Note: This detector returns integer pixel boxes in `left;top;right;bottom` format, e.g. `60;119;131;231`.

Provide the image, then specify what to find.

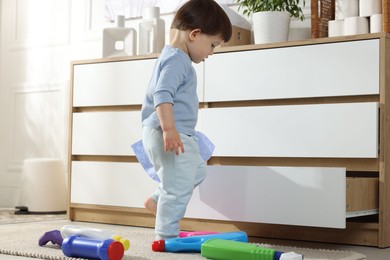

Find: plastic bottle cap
120;239;130;251
107;241;124;260
112;235;130;251
280;251;303;260
152;240;165;252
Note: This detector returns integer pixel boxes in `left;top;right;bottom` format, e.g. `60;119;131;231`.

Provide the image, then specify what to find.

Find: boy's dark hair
171;0;232;42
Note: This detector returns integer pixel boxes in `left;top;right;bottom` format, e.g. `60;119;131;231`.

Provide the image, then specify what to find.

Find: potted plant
236;0;305;44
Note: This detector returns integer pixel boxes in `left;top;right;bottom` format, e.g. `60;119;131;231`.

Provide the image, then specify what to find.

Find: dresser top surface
72;33;389;65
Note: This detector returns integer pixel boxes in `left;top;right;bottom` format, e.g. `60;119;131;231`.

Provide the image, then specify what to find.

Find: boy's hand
163;128;185;156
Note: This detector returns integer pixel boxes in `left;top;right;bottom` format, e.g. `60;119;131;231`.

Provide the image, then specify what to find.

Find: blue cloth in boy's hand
131;131;215;183
195;131;215;163
131;139;160;182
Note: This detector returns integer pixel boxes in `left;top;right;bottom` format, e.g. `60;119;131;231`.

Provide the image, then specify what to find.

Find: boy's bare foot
144;197;157;215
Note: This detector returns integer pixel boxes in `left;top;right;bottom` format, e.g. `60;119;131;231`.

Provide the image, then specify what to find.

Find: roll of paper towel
328;20;345;37
19;158;67;212
370;14;383;33
344;16;369;35
336;0;359;20
359;0;382;17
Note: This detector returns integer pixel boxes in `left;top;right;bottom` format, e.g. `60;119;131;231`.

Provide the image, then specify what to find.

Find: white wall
0;0;311;208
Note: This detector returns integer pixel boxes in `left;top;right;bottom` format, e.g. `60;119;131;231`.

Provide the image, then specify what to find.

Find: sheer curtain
105;0;236;21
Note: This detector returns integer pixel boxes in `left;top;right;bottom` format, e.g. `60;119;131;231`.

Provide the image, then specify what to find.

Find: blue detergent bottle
152;231;248;253
62;235;124;260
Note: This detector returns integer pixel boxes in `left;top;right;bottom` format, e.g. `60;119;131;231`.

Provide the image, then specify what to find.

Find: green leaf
236;0;305;20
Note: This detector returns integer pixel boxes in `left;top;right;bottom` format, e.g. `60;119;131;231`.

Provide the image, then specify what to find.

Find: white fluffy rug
0;220;366;260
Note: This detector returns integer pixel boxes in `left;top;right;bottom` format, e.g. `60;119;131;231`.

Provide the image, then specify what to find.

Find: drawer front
72;111;141;156
205;39;379;102
70;161;158;207
198;102;378;158
73;60;204;106
73;59;155;106
186;165;346;228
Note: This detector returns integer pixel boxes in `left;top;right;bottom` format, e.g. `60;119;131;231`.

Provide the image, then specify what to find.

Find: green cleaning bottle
201;239;303;260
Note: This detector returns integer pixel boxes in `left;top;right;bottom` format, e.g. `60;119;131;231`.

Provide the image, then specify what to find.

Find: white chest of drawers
68;34;390;247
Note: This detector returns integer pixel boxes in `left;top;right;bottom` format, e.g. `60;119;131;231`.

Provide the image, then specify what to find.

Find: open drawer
185;166;379;229
346;177;379;218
